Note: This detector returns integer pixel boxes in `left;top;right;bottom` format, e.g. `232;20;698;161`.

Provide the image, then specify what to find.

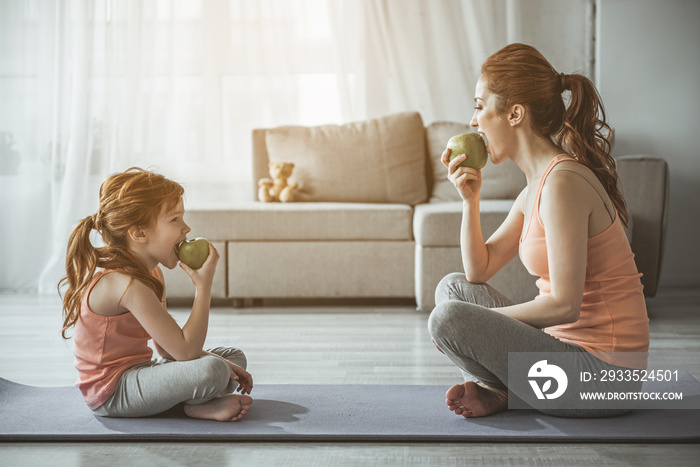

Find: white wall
596;0;700;287
516;0;595;77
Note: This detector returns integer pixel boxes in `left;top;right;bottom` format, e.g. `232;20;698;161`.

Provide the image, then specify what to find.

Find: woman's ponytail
556;74;628;227
59;216;100;338
481;44;629;227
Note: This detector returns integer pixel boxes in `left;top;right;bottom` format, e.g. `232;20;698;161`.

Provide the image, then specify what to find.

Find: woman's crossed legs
429;273;632;418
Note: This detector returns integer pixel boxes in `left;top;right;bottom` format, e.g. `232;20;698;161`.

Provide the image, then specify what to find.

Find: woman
428;43;649;418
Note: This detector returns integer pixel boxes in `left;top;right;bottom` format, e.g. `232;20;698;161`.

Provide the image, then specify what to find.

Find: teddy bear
258;161;299;203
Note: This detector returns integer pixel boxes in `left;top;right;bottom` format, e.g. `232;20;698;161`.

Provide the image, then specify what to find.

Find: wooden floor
1;288;699;466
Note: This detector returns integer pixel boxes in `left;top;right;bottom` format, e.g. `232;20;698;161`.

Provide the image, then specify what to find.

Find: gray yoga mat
1;377;699;442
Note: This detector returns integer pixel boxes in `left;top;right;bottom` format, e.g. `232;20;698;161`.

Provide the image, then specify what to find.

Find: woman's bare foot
184;394;253;422
445;382;508;418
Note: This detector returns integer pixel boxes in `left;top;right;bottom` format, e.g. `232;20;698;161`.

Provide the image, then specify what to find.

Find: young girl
429;44;649;418
59;168;253;421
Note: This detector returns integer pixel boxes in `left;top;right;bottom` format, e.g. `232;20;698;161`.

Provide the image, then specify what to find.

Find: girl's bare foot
184;394;253;421
445;382;508;418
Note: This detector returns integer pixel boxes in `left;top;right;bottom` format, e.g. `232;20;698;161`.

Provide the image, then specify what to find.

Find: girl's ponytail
59;215;100;338
557;74;628;227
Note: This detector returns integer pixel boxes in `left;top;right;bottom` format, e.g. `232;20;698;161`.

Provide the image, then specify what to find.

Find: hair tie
91;213;102;231
559;72;570;92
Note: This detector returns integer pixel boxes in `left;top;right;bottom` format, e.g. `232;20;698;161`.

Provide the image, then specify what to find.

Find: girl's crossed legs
93;346;252;421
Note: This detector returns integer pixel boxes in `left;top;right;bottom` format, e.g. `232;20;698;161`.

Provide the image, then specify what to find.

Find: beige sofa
162;112;669;311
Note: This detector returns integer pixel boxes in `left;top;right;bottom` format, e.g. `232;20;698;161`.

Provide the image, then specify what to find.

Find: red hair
58;168;184;338
481;43;628;227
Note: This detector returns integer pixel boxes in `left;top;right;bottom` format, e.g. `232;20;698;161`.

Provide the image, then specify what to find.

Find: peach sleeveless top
73;269;163;409
519;155;649;367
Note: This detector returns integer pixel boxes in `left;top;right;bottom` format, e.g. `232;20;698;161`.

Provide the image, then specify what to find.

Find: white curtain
0;0;525;293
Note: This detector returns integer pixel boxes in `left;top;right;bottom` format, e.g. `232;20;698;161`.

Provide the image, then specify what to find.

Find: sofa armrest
615;155;669;297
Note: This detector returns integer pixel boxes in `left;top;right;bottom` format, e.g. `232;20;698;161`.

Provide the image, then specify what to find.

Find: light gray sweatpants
93;346;246;418
428;273;639;418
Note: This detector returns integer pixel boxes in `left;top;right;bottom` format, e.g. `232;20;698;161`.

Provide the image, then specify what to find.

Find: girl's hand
226;362;254;395
441;148;482;201
179;243;220;291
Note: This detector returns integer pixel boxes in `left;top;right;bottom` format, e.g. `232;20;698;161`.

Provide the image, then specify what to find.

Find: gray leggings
93;346;246;418
428;273;639;418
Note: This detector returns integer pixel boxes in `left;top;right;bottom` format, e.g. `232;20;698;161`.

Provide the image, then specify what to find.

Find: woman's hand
226;362;254;395
179;243;220;292
441;148;482;201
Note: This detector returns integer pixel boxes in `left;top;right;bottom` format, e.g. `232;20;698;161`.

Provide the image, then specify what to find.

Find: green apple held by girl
177;238;210;270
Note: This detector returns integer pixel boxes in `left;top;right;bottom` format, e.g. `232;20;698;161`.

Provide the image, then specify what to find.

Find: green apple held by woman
177;238;210;270
446;133;488;169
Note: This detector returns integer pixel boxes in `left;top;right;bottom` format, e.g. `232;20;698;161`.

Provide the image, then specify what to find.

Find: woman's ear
509;104;525;126
128;226;148;244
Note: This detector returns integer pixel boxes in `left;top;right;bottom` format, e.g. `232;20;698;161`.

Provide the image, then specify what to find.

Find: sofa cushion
425;121;526;201
184;202;414;241
229;241;415;298
264;112;428;204
414;200;634;247
414;200;515;247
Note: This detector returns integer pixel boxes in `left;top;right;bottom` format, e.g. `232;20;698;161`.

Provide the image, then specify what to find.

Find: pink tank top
519;155;649;367
73;269;162;409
